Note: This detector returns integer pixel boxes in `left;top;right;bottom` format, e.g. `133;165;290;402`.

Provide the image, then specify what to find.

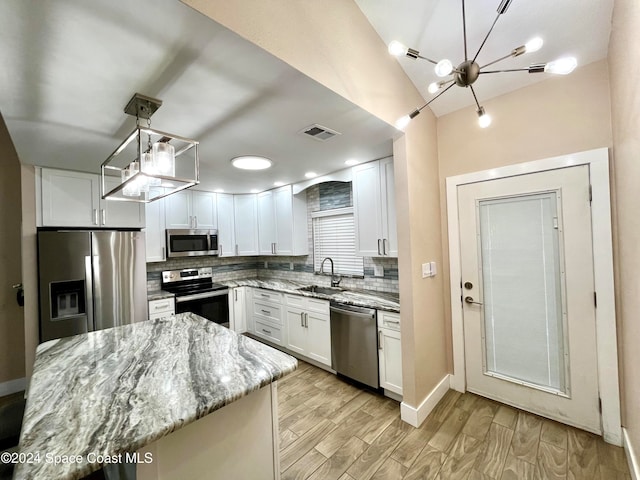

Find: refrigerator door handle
85;256;94;332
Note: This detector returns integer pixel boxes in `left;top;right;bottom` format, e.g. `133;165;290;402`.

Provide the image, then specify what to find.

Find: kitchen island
14;312;297;480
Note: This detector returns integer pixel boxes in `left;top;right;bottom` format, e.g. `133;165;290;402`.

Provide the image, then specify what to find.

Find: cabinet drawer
378;310;401;331
149;312;174;322
306;298;329;315
253;289;282;304
285;294;305;308
253;301;282;325
149;298;175;315
254;320;283;345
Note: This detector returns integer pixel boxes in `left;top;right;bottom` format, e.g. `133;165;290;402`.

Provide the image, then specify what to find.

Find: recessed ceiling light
345;159;359;166
274;181;285;187
305;172;317;179
250;189;260;193
214;188;225;193
231;156;273;170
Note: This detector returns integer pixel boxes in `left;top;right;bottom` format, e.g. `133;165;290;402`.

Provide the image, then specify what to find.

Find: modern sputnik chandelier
390;0;578;129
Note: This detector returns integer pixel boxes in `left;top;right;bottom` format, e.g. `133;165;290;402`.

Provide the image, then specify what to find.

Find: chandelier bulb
435;59;453;77
477;107;492;128
524;37;543;53
388;40;409;57
544;57;578;75
428;82;440;94
395;109;421;130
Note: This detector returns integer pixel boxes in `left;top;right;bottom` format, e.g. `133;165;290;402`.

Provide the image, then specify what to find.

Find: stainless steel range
161;267;229;327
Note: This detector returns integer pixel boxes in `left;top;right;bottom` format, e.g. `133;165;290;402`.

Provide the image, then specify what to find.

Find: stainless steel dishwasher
330;303;379;389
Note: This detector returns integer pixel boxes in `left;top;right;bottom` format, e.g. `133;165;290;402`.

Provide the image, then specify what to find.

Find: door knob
464;296;483;306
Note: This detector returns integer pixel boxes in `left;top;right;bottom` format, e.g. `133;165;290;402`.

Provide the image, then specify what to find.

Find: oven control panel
162;267;213;284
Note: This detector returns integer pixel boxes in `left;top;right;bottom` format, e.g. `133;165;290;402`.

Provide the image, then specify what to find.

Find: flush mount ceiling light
390;0;578;129
101;93;199;203
231;156;273;170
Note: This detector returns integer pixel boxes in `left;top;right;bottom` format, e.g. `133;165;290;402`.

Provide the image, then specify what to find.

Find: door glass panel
478;192;566;393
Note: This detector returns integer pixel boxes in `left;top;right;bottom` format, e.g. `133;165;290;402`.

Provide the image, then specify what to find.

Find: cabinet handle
262;328;272;335
235;244;239;256
101;209;106;225
385;319;400;324
378;330;383;349
304;312;308;328
194;215;198;228
382;238;387;255
260;293;269;298
189;216;193;228
377;239;382;255
300;312;304;327
272;243;276;255
93;209;98;226
219;244;223;257
234;290;238;302
260;309;271;315
161;247;165;260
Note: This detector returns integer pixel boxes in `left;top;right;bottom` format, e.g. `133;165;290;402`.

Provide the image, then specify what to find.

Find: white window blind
312;208;364;276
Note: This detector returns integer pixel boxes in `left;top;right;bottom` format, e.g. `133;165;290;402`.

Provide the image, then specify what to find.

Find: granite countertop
146;289;175;301
14;313;297;480
220;278;400;313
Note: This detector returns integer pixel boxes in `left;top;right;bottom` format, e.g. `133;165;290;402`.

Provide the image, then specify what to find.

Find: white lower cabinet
148;298;175;321
284;294;331;367
378;311;402;396
229;287;247;333
249;288;284;346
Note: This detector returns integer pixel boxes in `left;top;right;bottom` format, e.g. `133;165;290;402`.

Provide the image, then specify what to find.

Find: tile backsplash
147;182;399;294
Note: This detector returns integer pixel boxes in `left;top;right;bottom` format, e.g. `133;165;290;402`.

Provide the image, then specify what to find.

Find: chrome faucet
320;257;342;287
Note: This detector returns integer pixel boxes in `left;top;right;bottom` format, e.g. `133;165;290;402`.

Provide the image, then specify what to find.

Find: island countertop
14;313;297;480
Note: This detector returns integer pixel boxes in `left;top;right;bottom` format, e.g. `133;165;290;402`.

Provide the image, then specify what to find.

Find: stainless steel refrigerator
38;230;148;342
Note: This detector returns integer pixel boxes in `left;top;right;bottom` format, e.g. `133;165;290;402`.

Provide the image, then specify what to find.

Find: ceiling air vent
299;124;341;141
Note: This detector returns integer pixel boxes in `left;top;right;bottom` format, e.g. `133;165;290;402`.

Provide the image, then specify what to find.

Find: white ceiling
0;0;395;194
355;0;614;117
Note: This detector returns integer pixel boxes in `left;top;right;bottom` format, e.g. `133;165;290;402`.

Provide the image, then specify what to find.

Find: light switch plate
422;263;430;278
429;261;437;276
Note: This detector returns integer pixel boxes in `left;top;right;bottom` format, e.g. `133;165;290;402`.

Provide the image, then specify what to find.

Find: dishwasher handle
330;305;375;319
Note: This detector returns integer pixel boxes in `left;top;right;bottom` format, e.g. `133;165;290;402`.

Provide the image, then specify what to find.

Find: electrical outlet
264;261;268;269
289;262;294;271
373;265;384;277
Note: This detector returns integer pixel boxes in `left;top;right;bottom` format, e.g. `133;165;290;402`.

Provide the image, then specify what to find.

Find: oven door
175;290;229;327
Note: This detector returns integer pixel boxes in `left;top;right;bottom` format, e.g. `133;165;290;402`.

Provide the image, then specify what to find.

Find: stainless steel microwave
166;229;219;258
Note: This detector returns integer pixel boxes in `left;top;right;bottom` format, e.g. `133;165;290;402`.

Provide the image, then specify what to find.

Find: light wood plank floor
278;362;631;480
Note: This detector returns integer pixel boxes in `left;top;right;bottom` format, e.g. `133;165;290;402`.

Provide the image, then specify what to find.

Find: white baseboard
0;377;26;397
401;374;451;428
624;428;639;480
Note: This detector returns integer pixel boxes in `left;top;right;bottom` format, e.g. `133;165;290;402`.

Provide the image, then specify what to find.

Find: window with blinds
312;207;364;276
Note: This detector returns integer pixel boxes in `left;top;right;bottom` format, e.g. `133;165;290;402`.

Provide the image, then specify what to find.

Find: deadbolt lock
464;281;473;290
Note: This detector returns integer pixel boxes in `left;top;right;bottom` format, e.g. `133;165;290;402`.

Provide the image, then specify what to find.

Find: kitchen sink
299;285;346;296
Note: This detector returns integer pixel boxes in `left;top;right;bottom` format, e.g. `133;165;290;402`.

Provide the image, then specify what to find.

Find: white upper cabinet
191;191;217;230
39;168;145;229
145;187;166;262
257;191;277;255
352;158;397;257
257;185;308;256
233;194;259;256
102;177;146;228
216;193;236;257
165;190;216;230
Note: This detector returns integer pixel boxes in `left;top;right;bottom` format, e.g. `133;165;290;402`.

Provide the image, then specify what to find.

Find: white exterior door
458;165;600;433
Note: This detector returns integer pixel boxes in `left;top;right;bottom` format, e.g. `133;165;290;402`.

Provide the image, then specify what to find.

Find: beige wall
437;59;613;372
608;0;640;458
182;0;447;408
0;113;26;383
